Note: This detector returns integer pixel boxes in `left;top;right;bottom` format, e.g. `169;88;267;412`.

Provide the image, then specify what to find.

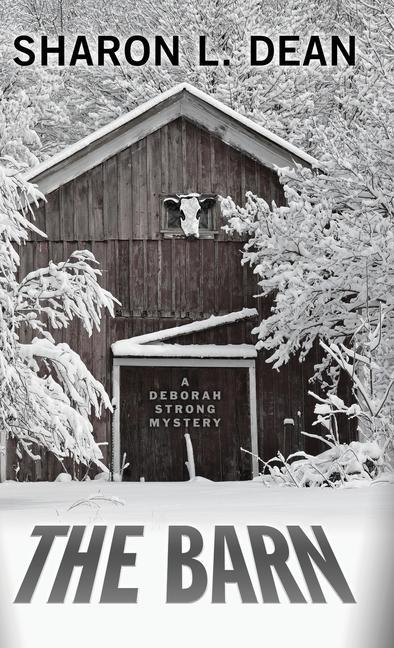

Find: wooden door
119;365;252;481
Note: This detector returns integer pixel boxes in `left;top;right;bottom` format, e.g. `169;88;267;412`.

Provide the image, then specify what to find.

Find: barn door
118;364;252;481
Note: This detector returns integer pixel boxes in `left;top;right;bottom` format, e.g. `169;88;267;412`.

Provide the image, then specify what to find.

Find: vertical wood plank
217;242;230;314
118;149;133;240
118;148;133;239
61;182;75;240
229;242;244;312
168;119;183;193
105;239;118;303
174;239;187;317
183;120;199;193
131;240;145;316
199;129;212;192
89;164;104;240
116;240;130;315
160;124;169;195
74;173;89;240
45;190;61;240
160;238;173;316
244;155;258;194
131;140;147;239
212;137;228;195
146;130;161;239
185;240;200;316
146;240;159;317
103;156;118;239
201;239;215;315
33;240;49;274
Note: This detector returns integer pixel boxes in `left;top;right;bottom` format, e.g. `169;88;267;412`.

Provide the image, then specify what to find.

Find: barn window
161;194;218;238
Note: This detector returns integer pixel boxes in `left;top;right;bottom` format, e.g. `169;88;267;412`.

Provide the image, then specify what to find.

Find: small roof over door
111;308;258;358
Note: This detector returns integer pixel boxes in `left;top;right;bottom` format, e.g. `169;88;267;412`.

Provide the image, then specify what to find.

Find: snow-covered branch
15;250;118;335
0;158;117;471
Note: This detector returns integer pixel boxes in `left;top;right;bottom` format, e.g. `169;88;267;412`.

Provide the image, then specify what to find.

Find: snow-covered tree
222;0;394;472
0;158;117;471
221;161;393;369
1;0;391;166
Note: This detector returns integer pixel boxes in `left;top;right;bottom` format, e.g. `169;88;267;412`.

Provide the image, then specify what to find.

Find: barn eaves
24;83;319;196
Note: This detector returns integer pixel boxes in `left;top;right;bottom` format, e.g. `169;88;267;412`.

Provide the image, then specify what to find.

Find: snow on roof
24;83;318;187
111;308;258;355
112;343;257;359
185;84;318;167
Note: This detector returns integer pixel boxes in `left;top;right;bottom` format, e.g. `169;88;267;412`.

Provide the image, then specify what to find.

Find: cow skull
164;193;217;238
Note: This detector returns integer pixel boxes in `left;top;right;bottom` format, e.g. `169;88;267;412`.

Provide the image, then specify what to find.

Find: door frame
112;357;259;479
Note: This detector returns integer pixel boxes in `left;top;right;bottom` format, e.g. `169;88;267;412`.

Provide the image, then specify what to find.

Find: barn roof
24;83;319;196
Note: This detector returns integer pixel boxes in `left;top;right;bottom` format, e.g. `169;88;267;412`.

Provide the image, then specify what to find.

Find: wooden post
112;364;121;476
249;363;259;478
0;430;6;482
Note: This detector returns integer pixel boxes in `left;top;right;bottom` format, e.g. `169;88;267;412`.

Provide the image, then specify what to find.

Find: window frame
160;194;219;239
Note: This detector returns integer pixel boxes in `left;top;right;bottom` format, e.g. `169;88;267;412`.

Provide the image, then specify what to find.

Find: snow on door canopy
164;193;216;238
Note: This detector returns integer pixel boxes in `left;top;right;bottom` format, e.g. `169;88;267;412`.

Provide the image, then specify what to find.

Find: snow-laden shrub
246;334;394;488
258;441;386;488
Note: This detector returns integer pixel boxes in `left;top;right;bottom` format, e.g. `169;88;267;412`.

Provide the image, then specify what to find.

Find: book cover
0;2;392;647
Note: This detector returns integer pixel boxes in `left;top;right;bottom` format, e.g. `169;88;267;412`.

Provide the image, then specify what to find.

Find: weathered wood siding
29;119;283;242
9;117;355;480
120;365;252;482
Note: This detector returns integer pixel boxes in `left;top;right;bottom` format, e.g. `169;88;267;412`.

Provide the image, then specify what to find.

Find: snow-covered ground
0;480;393;648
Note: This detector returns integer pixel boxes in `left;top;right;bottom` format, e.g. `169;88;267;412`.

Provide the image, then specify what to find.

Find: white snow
0;481;392;648
54;473;72;483
23;83;319;186
112;308;258;351
112;342;257;358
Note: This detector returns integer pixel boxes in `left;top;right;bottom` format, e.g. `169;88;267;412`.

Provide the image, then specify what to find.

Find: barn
3;83;355;482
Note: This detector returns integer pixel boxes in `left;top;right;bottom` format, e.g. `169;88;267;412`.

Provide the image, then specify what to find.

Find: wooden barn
2;83;355;482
